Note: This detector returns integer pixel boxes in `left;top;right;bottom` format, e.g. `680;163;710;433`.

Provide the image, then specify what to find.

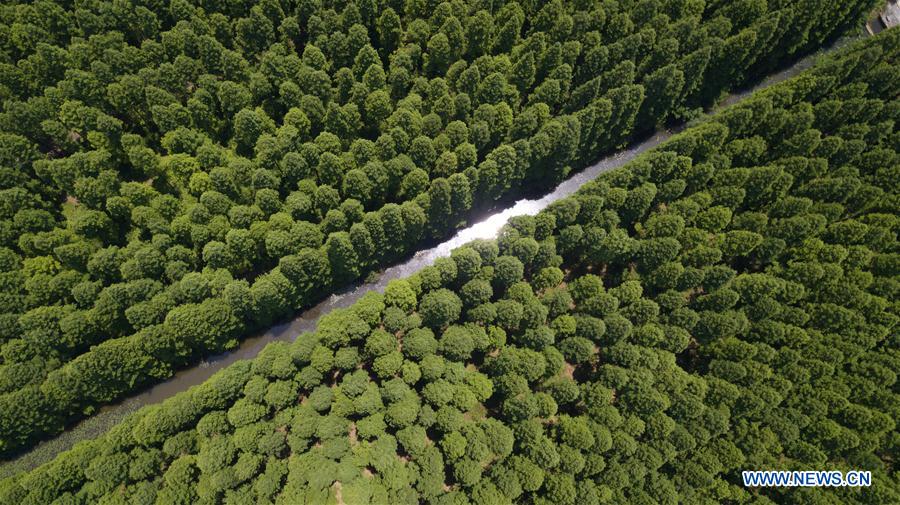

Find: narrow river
0;33;863;478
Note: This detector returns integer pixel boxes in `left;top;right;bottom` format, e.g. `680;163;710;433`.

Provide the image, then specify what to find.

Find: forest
1;20;897;504
0;0;880;456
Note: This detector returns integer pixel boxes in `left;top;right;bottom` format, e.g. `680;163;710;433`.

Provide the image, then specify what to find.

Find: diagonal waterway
0;33;863;478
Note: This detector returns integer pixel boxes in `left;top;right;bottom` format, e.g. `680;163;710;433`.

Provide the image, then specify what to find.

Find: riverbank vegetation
0;0;878;455
2;26;897;504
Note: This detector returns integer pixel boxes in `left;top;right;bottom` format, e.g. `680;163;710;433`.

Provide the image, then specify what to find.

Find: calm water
0;34;860;478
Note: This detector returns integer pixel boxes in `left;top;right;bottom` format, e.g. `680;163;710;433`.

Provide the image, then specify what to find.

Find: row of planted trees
1;26;897;504
0;0;878;455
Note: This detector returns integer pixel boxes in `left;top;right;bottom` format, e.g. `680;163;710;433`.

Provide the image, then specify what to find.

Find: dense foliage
3;27;898;504
0;0;877;455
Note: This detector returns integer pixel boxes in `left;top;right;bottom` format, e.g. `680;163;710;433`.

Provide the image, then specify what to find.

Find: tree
439;325;475;361
558;337;594;365
494;256;524;291
234;7;275;56
419;289;463;329
426;33;453;76
637;64;685;128
72;210;113;239
511;52;536;92
427;177;453;238
400;168;430;200
232;108;274;155
325;232;359;286
342;169;373;208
